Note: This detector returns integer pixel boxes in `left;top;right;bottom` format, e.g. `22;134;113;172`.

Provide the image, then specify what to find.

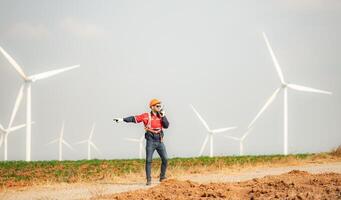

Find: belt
145;128;162;134
145;130;164;142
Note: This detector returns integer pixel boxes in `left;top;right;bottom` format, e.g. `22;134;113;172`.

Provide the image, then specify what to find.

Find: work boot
159;177;167;182
146;180;152;186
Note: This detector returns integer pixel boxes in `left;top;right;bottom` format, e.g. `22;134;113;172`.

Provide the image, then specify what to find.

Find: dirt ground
102;170;341;200
1;162;341;200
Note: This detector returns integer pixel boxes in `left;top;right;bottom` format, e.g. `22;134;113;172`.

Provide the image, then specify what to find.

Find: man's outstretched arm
114;113;147;123
123;116;136;123
113;116;136;123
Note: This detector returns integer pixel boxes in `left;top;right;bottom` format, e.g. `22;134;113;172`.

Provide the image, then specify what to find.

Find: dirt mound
287;169;310;175
96;170;341;200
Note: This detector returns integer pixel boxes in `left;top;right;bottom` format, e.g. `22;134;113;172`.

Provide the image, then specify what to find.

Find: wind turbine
46;122;74;161
223;128;253;156
247;32;332;155
0;85;30;161
0;123;27;161
0;46;80;161
124;135;145;159
75;123;101;160
190;104;237;157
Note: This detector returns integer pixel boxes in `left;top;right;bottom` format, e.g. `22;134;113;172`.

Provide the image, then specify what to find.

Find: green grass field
0;152;339;188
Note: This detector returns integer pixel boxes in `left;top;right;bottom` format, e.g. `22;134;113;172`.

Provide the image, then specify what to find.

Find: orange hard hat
149;98;161;108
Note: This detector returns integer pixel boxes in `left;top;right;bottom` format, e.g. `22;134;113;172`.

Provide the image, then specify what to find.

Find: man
113;99;169;186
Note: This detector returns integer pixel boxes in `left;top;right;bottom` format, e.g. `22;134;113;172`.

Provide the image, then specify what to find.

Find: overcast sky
0;0;340;161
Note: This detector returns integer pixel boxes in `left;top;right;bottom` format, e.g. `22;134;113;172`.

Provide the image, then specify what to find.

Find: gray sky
0;0;340;161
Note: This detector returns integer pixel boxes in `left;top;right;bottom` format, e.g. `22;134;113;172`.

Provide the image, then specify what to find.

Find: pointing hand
113;118;123;123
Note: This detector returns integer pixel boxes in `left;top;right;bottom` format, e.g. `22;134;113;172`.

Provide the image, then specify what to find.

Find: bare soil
1;162;341;200
99;170;341;200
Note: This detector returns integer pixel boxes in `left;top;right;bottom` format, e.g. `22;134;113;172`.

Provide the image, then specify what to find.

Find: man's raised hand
160;109;166;117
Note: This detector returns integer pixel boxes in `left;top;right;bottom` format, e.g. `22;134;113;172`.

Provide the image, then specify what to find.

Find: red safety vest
134;112;163;134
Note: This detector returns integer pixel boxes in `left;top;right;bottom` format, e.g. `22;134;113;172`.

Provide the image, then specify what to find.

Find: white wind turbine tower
75;123;101;160
0;85;32;161
0;46;80;161
190;104;237;157
46;122;74;161
124;135;145;159
247;32;332;155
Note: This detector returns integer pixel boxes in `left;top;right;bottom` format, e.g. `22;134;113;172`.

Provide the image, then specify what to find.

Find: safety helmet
149;98;161;108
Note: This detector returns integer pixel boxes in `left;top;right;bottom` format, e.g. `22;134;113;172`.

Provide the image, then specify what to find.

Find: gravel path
178;161;341;183
2;162;341;200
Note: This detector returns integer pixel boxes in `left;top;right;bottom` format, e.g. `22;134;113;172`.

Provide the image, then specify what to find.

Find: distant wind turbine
0;86;30;161
0;123;28;161
75;123;101;160
247;32;332;155
190;104;237;157
46;121;74;161
0;46;80;161
124;135;145;159
223;128;253;156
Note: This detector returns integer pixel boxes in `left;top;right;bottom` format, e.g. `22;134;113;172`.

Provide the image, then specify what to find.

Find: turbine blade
262;32;285;84
248;87;281;129
46;139;59;145
89;123;96;139
124;138;140;142
59;121;65;139
74;140;88;145
0;123;5;132
28;65;80;81
62;140;75;151
287;84;332;95
212;126;237;134
90;142;102;155
199;135;209;156
8;84;24;129
8;121;33;133
8;123;26;132
0;46;27;79
223;135;240;141
190;104;210;131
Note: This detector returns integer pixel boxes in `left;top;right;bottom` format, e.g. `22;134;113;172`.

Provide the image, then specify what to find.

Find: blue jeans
145;139;168;181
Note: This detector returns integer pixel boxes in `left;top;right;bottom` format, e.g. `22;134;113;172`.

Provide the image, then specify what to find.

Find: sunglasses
155;105;162;108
